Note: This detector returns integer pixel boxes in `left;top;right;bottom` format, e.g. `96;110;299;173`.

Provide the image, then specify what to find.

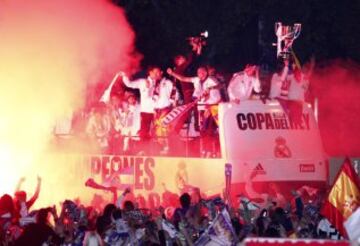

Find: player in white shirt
272;57;314;124
108;94;123;154
270;58;314;102
167;66;221;157
120;67;176;154
227;64;261;103
269;61;290;99
126;93;141;139
86;104;111;153
120;68;156;141
118;100;135;153
152;68;177;154
167;66;221;104
287;63;310;102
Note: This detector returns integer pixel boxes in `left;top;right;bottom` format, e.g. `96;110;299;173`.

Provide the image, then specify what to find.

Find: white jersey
119;103;140;136
122;76;155;113
153;78;174;109
287;73;309;102
227;72;261;101
86;113;111;148
190;76;221;105
269;72;282;99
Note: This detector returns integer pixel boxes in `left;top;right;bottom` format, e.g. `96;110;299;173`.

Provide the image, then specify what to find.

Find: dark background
113;0;360;71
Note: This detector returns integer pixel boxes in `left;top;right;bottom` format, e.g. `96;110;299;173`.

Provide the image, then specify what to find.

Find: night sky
114;0;360;71
114;0;360;156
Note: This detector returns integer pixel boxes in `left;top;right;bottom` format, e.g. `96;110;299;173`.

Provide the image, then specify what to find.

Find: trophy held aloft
273;22;301;60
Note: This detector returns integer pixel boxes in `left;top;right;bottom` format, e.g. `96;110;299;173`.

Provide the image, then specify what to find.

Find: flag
195;208;237;246
161;219;178;239
161;101;197;133
321;157;360;238
99;72;122;103
344;207;360;241
209;105;219;126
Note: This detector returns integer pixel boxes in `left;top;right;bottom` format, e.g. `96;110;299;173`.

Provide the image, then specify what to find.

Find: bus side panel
218;101;327;197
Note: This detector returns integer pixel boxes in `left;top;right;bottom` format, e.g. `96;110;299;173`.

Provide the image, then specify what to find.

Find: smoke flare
0;0;141;205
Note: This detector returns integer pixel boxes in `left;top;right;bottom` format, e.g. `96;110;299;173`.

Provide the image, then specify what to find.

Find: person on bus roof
227;64;261;103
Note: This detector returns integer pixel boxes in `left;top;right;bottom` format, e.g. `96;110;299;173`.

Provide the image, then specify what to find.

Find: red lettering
144;158;155;190
90;156;101;175
300;164;315;172
123;156;134;170
147;193;161;210
110;156;122;175
134;157;144;189
135;194;147;208
101;156;110;183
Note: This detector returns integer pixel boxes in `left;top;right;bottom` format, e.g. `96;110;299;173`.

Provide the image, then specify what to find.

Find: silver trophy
274;22;301;59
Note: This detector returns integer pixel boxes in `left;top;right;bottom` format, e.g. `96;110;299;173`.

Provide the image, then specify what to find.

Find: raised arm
280;60;290;81
115;187;131;208
173;37;202;74
26;176;42;208
189;36;205;56
304;56;316;80
15;177;26;192
99;72;123;103
167;68;193;83
120;72;142;89
253;67;261;93
50;205;59;223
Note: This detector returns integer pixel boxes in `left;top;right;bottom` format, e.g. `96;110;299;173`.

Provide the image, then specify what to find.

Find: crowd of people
53;35;314;158
0;175;344;246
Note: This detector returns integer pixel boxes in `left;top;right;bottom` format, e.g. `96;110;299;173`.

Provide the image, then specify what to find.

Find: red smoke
311;60;360;157
0;0;141;205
